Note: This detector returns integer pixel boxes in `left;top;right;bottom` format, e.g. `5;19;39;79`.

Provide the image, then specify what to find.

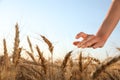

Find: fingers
81;37;98;48
74;35;94;48
74;32;105;48
73;41;80;45
75;32;88;39
75;37;105;48
78;35;94;47
76;36;96;48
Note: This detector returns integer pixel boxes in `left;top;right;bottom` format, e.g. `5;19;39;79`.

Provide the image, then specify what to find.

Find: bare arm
96;0;120;41
73;0;120;48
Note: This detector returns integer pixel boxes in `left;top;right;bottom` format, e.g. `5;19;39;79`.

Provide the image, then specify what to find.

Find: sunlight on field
0;0;120;60
0;0;120;79
0;25;120;80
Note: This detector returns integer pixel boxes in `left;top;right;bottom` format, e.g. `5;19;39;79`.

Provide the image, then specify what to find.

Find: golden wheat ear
36;45;46;74
26;50;37;63
27;36;33;53
116;48;120;51
12;23;21;66
91;55;120;79
61;51;72;69
3;39;10;68
79;52;83;72
40;35;54;54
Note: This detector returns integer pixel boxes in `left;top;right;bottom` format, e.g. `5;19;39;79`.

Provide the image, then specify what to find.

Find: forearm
96;0;120;41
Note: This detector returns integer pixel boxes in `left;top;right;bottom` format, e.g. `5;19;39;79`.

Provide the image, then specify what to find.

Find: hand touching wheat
73;32;106;49
73;0;120;49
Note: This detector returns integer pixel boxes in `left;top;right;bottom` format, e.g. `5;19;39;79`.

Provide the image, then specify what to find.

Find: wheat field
0;24;120;80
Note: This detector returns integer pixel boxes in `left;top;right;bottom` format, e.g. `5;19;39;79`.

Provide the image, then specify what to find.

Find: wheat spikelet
19;58;41;66
59;51;72;80
26;51;37;63
21;65;39;80
83;57;101;64
16;48;22;66
36;45;46;74
91;55;120;79
2;39;10;80
21;64;45;80
40;35;54;79
35;45;44;62
79;52;83;72
3;39;9;68
104;71;115;80
31;66;45;80
83;58;92;72
40;35;53;53
69;57;73;68
90;57;101;64
27;36;33;53
61;51;72;69
3;39;8;57
116;48;120;51
22;73;37;80
12;23;21;66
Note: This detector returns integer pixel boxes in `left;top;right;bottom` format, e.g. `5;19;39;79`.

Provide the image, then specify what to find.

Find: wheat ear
91;55;120;79
12;23;21;66
3;39;9;68
36;45;46;74
26;51;37;63
79;52;83;72
27;36;33;53
61;51;72;69
40;35;53;53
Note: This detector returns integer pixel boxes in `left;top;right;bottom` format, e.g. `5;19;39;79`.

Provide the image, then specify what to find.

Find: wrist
96;33;108;42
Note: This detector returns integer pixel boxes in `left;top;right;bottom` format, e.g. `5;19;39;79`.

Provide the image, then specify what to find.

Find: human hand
73;32;106;49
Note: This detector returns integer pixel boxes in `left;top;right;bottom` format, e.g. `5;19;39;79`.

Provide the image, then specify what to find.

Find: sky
0;0;120;60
